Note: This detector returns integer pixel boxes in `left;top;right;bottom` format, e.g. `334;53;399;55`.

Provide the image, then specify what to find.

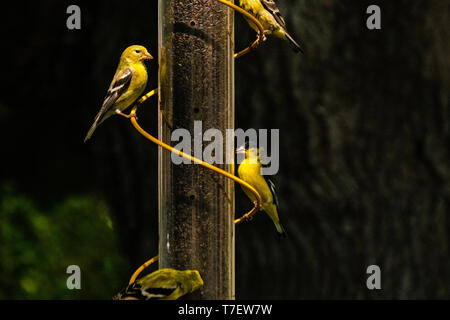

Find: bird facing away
84;45;153;142
239;0;303;53
113;269;204;300
236;145;287;237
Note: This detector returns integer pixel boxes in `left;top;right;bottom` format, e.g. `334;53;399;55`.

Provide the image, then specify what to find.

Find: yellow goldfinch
236;144;287;237
239;0;303;53
84;45;153;142
113;269;204;300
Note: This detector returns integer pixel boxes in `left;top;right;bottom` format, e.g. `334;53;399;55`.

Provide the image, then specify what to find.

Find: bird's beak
235;145;246;154
144;52;154;60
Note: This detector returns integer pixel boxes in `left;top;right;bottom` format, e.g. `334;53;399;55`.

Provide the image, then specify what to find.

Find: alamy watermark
66;265;81;290
366;265;381;290
171;121;280;175
66;5;81;30
366;5;381;30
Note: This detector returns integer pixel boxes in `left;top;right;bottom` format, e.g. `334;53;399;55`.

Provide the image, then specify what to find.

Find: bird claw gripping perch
243;201;263;221
242;213;253;222
116;109;138;120
255;200;263;211
257;31;268;45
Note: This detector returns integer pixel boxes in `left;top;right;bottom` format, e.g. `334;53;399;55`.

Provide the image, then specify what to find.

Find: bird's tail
285;32;304;54
275;221;287;238
84;121;99;143
265;204;287;238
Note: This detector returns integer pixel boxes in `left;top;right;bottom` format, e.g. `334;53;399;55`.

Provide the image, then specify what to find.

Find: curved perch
126;89;263;284
128;255;159;285
130;89;263;224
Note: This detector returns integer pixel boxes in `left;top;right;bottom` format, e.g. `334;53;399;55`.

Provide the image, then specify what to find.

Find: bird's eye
135;49;141;54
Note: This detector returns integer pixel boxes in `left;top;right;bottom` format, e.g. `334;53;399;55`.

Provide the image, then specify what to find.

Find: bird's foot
254;200;263;211
116;109;138;120
240;203;261;223
256;33;267;46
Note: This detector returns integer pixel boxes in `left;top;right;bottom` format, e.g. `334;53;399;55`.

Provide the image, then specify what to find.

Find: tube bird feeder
158;0;235;299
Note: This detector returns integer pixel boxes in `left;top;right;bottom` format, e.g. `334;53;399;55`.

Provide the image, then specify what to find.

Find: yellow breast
116;63;148;108
238;160;273;205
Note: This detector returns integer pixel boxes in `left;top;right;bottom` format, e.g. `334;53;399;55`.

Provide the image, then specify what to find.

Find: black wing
93;68;133;124
140;285;176;300
261;0;287;29
265;177;279;208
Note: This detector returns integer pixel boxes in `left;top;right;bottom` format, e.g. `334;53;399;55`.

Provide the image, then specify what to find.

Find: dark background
0;0;449;299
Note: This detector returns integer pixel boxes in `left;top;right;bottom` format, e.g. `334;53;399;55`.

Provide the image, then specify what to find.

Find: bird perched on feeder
84;45;153;142
239;0;304;53
236;144;287;237
113;268;204;300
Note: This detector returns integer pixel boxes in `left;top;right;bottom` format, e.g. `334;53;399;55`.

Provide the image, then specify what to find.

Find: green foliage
0;184;128;299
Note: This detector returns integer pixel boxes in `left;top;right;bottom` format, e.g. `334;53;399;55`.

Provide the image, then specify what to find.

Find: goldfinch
84;45;153;142
236;144;287;237
113;269;204;300
239;0;303;53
